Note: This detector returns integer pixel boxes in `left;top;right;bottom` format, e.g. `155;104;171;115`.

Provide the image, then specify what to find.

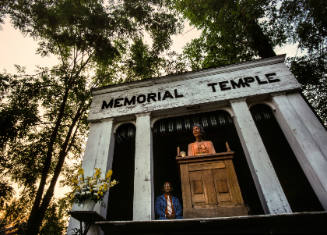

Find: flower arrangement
73;167;118;204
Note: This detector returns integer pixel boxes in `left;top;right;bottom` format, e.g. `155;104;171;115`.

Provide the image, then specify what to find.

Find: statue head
192;124;205;139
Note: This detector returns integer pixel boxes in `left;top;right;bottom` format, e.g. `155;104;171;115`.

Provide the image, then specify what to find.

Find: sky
0;18;300;74
0;18;201;74
0;18;59;74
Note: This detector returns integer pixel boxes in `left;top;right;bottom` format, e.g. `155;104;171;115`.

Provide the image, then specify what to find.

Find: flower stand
70;201;105;235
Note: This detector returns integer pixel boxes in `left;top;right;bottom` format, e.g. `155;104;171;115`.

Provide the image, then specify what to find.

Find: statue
155;182;183;220
176;125;248;218
188;124;216;156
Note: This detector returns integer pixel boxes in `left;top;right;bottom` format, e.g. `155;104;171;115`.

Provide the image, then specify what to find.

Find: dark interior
153;110;264;217
107;123;136;221
250;104;323;212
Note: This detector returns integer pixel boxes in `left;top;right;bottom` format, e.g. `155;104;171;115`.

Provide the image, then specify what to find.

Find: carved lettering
174;89;184;98
243;77;255;87
137;94;146;103
162;90;174;100
102;99;114;109
124;96;136;106
147;93;156;102
208;83;218;92
265;73;280;83
219;81;231;91
230;79;247;89
101;72;282;110
114;98;123;107
255;76;268;85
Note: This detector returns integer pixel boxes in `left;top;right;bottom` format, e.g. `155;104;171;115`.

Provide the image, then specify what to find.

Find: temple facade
67;55;327;234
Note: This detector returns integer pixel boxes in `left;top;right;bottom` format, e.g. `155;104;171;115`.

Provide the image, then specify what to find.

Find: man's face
193;126;201;137
163;182;172;193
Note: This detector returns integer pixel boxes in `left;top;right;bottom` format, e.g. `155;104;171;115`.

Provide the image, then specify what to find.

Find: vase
73;200;96;211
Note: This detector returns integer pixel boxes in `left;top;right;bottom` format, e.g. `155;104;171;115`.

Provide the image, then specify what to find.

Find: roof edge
91;55;286;95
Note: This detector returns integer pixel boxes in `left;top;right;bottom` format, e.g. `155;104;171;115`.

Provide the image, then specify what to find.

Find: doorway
107;123;136;221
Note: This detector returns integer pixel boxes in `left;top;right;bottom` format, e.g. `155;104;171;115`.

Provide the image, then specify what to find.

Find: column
133;113;154;221
67;118;115;235
272;93;327;209
230;99;292;214
287;93;327;160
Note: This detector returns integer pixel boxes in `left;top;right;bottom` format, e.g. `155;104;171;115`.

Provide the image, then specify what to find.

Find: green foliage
271;0;327;125
128;38;160;80
39;201;67;235
0;190;32;233
288;55;326;85
0;65;90;190
0;0;10;23
303;77;327;126
0;72;39;151
0;180;13;208
278;0;327;51
172;0;278;69
274;0;327;86
10;0;180;69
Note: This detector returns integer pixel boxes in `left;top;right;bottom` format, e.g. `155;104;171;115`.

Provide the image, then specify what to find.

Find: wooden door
189;170;217;209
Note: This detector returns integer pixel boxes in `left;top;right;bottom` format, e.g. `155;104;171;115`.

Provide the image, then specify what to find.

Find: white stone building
67;55;327;235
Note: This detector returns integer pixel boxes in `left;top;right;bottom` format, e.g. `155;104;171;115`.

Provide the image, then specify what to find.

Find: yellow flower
94;168;101;178
72;177;78;185
105;170;113;179
110;180;118;187
73;167;118;203
78;168;84;175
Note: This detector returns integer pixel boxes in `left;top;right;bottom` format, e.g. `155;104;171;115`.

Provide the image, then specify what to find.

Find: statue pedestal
176;152;248;218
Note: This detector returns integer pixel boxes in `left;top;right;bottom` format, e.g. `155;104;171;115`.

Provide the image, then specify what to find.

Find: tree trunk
26;87;70;235
244;18;276;58
27;103;85;234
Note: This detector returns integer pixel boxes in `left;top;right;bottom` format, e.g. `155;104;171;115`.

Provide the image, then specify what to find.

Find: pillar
272;93;327;209
230;99;292;214
133;113;154;220
67;118;115;234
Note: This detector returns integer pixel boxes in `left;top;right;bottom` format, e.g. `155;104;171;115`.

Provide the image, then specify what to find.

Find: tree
171;0;284;70
0;0;10;23
1;1;181;234
275;0;327;84
270;0;327;125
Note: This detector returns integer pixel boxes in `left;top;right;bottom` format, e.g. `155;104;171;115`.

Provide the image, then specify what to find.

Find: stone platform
96;211;327;235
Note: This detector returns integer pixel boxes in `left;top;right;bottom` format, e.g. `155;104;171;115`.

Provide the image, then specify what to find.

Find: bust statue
188;125;216;156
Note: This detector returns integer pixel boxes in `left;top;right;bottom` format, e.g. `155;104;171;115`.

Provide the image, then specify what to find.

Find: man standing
155;182;183;219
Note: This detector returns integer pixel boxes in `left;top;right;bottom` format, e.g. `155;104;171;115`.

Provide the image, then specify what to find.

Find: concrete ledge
96;211;327;234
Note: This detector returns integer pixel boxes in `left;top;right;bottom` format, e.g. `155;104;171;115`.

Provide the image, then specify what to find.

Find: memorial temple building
68;55;327;234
